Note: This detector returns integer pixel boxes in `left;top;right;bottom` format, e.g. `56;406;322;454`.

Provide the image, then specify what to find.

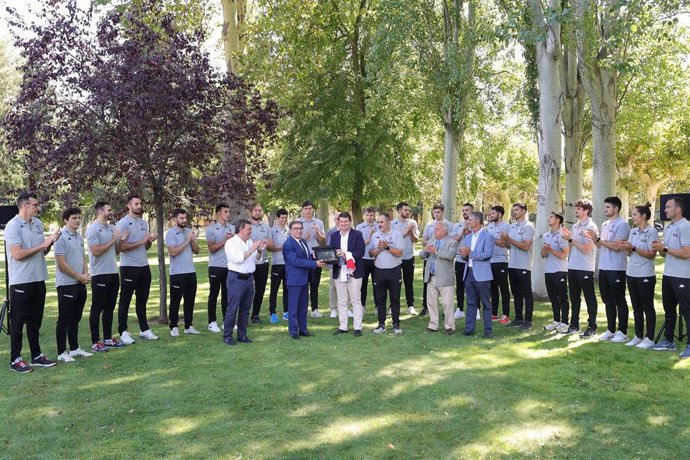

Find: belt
229;270;253;280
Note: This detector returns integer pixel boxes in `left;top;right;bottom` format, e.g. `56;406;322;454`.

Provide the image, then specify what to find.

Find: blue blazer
283;236;319;287
462;229;495;282
328;229;366;279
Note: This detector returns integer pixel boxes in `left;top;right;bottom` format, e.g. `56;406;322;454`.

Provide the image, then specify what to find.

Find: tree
4;0;278;321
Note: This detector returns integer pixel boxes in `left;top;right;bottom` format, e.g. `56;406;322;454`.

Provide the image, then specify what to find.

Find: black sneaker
224;338;237;346
506;319;523;328
250;316;261;324
419;307;429;317
580;327;596;339
333;329;348;335
373;325;386;334
519;321;532;330
103;338;125;349
10;358;33;373
393;325;402;334
353;330;362;337
564;326;580;335
31;354;57;368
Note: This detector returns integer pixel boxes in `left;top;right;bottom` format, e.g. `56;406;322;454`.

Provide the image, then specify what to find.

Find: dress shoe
291;335;300;340
445;328;455;336
464;331;475;336
484;331;493;339
299;331;314;337
353;330;362;337
419;307;429;317
250;316;261;324
426;327;438;333
237;337;252;343
333;329;348;335
224;338;237;346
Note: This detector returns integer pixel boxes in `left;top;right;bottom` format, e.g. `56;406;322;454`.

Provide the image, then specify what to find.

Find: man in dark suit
329;212;366;336
283;220;326;339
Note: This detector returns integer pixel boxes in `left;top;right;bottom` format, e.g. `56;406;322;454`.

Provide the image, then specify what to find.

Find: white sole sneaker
120;331;135;345
58;352;75;363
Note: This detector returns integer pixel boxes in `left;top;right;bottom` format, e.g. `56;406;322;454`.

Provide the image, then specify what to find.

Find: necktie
299;239;310;259
430;240;440;275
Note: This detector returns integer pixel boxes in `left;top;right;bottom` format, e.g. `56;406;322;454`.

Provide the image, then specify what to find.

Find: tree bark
153;184;168;324
561;41;584;226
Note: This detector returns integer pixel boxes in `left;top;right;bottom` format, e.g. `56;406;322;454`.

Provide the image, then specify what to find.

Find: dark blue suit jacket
328;229;366;279
283;236;318;286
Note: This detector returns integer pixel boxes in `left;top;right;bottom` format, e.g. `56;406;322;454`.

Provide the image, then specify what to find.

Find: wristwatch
631;247;636;252
663;247;669;253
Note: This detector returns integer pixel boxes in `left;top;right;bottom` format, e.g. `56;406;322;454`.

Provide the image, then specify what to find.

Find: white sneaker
311;309;324;318
58;352;75;363
139;329;159;340
329;309;337;318
170;327;180;337
598;330;615;341
408;306;418;315
610;331;629;343
69;348;93;358
476;310;481;320
348;309;354;317
626;336;643;347
208;322;221;333
544;321;559;332
233;325;237;331
184;326;201;334
454;308;462;319
120;331;135;345
636;337;655;349
556;322;570;334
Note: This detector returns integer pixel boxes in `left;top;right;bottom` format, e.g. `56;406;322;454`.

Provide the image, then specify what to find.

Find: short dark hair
289;220;303;229
276;208;288;218
62;207;81;222
396;201;410;211
512;202;528;211
462;202;474;210
432;203;444;211
16;191;37;207
634;203;652;221
301;200;314;209
338;211;352;221
491;205;505;217
94;201;110;212
363;207;376;214
551;212;564;225
669;197;685;212
574;199;593;216
604;196;622;212
171;208;187;219
215;203;229;213
235;218;251;232
126;194;141;204
377;212;391;221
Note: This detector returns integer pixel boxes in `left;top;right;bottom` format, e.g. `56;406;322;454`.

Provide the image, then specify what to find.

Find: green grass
1;238;689;459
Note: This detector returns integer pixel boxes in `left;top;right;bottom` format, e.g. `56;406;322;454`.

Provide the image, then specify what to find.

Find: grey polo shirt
390;218;418;260
116;215;150;267
568;218;598;272
370;229;403;269
4;215;49;285
86;221;118;276
270;225;289;265
206;221;235;268
626;225;658;278
598;217;630;271
450;220;469;263
165;227;196;275
54;227;85;287
487;221;510;263
542;229;568;274
250;221;271;265
508;220;535;270
355;221;378;260
663;218;690;279
298;217;325;251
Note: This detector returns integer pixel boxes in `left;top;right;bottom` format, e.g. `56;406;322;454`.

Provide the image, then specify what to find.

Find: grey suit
420;236;458;331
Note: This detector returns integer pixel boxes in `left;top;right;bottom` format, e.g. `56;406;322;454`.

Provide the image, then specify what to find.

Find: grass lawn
1;238;689;459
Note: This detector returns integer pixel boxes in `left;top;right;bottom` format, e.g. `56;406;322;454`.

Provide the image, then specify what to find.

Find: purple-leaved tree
3;0;279;322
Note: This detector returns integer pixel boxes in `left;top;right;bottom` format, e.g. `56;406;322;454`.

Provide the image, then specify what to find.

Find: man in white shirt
223;219;268;346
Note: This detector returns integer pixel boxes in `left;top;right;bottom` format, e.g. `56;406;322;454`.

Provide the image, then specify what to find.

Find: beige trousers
335;276;363;331
427;275;455;331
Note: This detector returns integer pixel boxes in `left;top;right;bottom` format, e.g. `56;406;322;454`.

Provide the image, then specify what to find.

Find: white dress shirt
225;236;256;274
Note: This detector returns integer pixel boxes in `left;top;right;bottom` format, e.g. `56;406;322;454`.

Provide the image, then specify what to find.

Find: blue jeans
464;269;493;334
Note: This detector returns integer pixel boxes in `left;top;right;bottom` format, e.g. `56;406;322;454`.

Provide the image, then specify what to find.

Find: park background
0;0;689;458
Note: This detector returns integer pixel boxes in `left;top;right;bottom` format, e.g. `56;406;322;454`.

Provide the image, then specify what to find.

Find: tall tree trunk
153;184;168;323
221;0;247;73
442;109;459;220
561;42;584;226
528;0;563;298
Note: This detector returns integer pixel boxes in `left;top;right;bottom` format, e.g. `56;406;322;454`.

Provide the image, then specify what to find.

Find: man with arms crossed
205;203;234;333
116;194;158;344
6;192;59;372
87;201;126;352
391;202;420;315
165;209;201;336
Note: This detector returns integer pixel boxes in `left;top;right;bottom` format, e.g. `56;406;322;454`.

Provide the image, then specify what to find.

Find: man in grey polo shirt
54;207;93;363
269;208;289;323
594;196;631;342
561;199;599;338
87;201;127;352
502;202;535;329
6;192;59;372
205;203;234;333
652;197;690;357
248;203;273;323
298;200;326;317
116;194;158;344
541;212;570;332
370;213;405;334
165;208;200;337
355;207;378;309
391;201;420;315
487;205;511;323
